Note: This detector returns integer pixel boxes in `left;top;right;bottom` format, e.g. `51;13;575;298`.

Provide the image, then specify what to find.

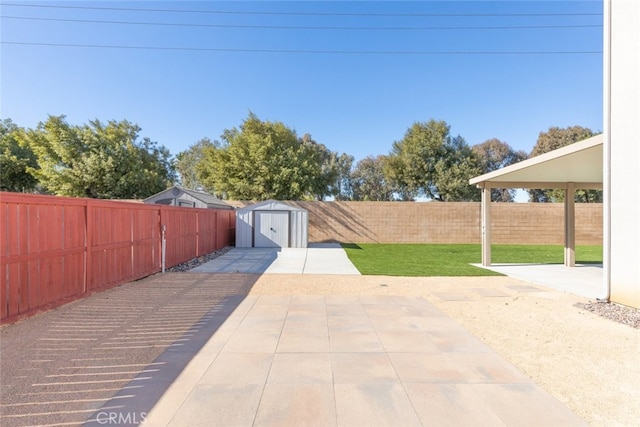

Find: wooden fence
0;192;235;323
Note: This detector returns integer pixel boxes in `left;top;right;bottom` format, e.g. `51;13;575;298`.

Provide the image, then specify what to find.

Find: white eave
469;134;603;189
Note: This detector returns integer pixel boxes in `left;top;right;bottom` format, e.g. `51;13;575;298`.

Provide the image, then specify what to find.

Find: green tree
386;119;482;201
18;115;175;199
299;134;336;200
197;113;328;200
382;154;418;201
351;155;396;201
528;126;601;202
329;152;355;201
302;134;354;201
0;119;39;192
472;138;528;202
175;137;216;190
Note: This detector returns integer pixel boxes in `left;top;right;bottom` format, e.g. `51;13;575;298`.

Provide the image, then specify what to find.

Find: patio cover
469;134;603;267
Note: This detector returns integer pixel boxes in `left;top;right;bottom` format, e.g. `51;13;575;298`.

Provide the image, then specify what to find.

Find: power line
1;41;603;55
0;15;603;31
0;3;604;17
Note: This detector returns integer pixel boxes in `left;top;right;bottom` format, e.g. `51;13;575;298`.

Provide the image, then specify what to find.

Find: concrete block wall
226;201;603;245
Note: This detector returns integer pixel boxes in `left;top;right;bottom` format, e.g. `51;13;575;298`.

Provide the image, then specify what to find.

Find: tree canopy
531;125;595;157
4;113;597;204
385;119;482;201
196;113;347;201
0;119;38;192
472;138;528;202
351;155;396;201
175;137;216;190
16;116;175;199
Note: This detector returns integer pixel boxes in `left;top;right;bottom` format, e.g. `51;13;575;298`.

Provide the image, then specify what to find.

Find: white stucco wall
605;0;640;308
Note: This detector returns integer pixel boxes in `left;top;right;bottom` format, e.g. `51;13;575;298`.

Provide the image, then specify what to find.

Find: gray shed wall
236;210;253;248
235;201;308;248
289;209;308;248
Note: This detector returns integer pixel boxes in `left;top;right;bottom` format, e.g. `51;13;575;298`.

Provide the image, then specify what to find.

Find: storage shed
236;200;308;248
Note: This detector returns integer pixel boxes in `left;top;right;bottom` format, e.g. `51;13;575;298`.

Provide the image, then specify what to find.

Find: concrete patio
476;263;604;299
140;294;585;427
191;243;361;275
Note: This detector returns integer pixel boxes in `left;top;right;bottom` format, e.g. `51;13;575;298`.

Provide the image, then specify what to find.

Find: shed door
254;211;289;247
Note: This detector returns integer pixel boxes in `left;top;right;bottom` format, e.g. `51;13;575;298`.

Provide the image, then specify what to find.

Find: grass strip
342;243;602;277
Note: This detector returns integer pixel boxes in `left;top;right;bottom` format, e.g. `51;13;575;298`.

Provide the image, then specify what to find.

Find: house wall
227;201;603;245
606;0;640;308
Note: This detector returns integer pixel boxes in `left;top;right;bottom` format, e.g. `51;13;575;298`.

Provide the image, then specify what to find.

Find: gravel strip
575;300;640;329
166;246;234;272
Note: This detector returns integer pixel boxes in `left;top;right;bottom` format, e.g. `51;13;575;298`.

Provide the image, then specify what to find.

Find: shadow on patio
0;272;261;427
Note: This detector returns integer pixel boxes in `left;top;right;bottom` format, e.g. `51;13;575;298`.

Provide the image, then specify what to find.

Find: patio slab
476;263;603;299
142;295;586;426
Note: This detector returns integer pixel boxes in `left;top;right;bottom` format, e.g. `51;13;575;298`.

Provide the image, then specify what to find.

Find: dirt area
247;274;640;427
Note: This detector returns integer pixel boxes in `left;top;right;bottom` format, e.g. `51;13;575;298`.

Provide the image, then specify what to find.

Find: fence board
8;262;23;316
27;259;39;310
7;204;26;256
163;208;198;266
0;264;6;320
64;205;86;250
0;203;9;319
27;205;41;255
64;252;85;299
198;211;217;255
1;192;235;323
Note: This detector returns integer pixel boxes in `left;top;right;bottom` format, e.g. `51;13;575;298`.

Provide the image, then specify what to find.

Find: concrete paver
254;383;337;427
142;294;587;427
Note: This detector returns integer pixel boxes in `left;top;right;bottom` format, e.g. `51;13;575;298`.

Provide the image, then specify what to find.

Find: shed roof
469;134;603;189
236;200;307;213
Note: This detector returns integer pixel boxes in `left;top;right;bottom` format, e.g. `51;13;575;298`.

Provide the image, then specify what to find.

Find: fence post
196;210;200;257
159;206;166;273
161;224;166;273
85;199;91;294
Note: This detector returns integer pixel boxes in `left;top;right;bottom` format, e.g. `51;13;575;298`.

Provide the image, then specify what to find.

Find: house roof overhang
469;134;603;189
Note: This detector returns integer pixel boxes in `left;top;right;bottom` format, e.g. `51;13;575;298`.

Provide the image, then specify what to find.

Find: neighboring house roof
179;187;231;208
470;134;603;189
143;186;233;209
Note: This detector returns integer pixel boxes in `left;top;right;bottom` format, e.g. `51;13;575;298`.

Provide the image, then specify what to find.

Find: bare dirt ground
247;274;640;427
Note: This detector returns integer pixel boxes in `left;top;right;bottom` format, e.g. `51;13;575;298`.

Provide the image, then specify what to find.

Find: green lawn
341;243;603;277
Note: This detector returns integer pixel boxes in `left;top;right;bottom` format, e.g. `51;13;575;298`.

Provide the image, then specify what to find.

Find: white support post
481;186;492;266
564;183;576;267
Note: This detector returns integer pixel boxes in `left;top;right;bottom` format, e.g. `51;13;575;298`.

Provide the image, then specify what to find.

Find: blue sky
2;1;603;166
